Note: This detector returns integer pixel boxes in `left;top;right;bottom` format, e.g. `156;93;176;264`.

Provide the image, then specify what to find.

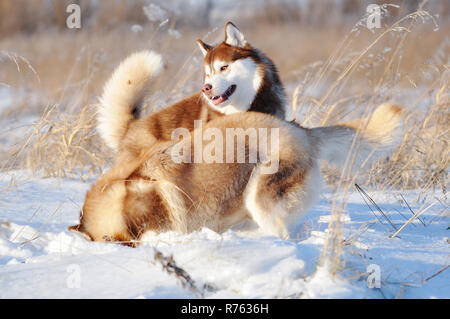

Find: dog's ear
225;22;247;48
68;224;93;241
197;39;212;57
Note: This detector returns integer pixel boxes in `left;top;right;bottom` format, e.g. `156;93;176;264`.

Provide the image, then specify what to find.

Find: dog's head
197;22;265;115
68;178;134;247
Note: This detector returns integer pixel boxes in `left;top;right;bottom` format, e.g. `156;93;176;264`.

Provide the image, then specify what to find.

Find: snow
0;171;447;299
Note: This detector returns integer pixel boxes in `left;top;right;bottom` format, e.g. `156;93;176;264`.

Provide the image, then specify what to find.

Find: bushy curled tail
310;103;403;169
97;51;163;151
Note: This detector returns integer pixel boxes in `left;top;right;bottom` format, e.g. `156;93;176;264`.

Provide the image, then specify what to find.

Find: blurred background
1;0;448;108
1;0;448;33
0;0;448;195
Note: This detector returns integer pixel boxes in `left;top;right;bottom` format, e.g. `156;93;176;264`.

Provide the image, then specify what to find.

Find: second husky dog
70;103;402;245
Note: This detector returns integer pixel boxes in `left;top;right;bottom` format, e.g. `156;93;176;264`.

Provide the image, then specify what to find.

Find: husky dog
97;22;286;158
70;104;402;246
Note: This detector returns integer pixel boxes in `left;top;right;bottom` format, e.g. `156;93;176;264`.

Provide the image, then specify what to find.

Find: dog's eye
220;65;229;72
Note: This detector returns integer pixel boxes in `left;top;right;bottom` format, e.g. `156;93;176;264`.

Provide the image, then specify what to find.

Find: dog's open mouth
211;85;237;106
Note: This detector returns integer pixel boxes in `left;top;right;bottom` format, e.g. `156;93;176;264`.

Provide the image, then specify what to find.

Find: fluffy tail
310;103;403;169
97;51;163;151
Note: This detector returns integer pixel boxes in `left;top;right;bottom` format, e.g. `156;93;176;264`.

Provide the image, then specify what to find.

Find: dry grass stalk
315;4;448;271
153;248;204;297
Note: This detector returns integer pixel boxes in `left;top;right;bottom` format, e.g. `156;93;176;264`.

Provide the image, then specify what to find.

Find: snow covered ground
0;170;448;299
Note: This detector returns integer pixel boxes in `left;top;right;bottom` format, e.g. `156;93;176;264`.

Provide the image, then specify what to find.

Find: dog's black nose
202;83;212;94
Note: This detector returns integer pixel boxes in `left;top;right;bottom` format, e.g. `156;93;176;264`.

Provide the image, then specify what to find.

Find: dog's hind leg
244;177;290;239
244;160;318;239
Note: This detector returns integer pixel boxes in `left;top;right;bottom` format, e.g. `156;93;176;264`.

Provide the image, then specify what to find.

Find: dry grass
4;103;108;180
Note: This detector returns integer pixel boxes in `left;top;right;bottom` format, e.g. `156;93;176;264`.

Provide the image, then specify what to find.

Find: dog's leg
244;160;314;239
244;177;290;239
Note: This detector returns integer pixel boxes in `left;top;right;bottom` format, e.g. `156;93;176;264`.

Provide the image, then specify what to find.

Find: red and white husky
96;22;286;157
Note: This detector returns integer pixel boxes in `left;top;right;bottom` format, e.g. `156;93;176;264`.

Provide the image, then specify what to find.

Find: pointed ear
197;39;212;57
68;224;93;241
225;22;247;48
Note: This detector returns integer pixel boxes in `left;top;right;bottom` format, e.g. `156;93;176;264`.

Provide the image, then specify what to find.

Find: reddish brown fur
119;93;222;159
255;160;309;211
71;102;403;245
73;112;312;244
114;24;286;160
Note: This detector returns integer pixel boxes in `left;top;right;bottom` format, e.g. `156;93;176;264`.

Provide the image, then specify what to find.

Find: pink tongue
212;96;227;105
